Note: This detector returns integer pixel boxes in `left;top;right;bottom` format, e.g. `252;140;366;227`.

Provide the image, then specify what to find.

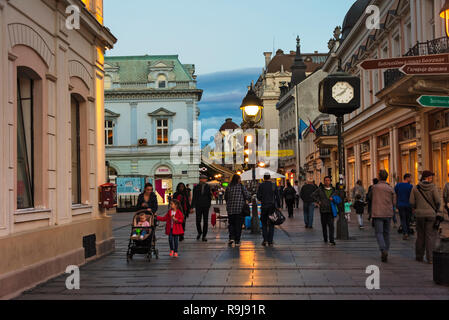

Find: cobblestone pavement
17;203;449;300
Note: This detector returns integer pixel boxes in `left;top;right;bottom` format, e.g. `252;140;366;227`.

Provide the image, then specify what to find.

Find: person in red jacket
157;199;184;258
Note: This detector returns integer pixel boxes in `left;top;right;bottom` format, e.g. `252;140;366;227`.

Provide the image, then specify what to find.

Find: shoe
202;238;208;242
196;234;201;240
174;253;179;258
403;234;409;240
235;242;241;247
169;250;174;257
428;260;433;264
140;235;144;240
262;241;267;247
381;251;388;263
268;243;274;247
329;242;336;246
228;240;234;246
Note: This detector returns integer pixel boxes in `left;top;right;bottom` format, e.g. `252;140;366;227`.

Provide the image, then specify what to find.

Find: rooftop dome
219;118;239;132
342;0;371;40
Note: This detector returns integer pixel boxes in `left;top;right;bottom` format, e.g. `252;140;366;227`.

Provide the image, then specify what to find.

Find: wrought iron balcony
316;124;338;138
384;68;405;88
405;36;449;57
319;148;331;159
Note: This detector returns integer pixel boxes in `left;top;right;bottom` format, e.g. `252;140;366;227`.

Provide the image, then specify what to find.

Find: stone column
392;126;399;184
355;142;362;183
370;134;378;179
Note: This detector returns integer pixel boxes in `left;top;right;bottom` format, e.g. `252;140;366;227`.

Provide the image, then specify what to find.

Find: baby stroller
126;210;159;262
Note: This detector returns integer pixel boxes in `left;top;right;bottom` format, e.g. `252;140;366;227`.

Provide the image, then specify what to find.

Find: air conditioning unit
138;139;147;146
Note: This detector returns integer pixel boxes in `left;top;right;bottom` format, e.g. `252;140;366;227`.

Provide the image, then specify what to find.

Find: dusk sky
104;0;356;140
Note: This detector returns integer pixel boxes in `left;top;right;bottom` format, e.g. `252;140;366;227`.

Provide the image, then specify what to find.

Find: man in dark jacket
300;179;318;229
192;175;212;242
312;176;336;245
257;174;281;247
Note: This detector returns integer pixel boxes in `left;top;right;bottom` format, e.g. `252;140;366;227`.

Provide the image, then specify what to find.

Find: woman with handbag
225;174;251;247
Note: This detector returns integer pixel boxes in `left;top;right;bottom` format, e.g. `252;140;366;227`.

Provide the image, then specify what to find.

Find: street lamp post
240;85;264;234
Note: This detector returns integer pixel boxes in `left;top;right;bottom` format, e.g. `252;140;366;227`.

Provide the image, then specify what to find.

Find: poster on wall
116;176;147;194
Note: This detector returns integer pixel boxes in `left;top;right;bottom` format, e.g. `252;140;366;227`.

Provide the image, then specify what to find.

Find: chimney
263;52;272;68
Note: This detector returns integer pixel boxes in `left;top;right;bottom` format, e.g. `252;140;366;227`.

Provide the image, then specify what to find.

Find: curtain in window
17;78;34;209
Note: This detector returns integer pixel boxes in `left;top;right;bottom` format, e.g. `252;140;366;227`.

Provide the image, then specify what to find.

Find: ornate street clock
318;71;360;116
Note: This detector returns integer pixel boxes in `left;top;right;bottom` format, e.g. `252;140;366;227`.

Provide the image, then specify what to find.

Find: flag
308;119;316;134
298;119;308;140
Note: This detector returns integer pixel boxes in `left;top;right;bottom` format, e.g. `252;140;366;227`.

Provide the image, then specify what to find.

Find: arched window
157;74;167;89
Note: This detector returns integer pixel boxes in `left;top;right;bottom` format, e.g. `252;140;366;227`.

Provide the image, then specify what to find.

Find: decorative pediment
105;108;120;118
148;60;174;72
147;107;176;117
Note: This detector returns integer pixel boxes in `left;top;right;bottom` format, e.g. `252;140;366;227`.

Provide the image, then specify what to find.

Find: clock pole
337;115;345;186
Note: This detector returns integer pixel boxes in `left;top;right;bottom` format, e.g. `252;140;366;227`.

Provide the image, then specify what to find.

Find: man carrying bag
257;174;281;247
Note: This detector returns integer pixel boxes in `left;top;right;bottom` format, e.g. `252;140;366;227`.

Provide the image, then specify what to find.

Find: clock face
332;81;354;104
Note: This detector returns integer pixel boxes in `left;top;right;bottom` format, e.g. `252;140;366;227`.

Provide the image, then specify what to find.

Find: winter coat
410;181;442;219
225;184;251;215
300;183;318;203
311;186;337;214
137;192;158;213
283;186;296;202
370;181;396;219
257;181;281;209
157;209;185;235
192;183;212;208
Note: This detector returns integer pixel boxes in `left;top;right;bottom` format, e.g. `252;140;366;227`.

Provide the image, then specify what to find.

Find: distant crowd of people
133;169;447;263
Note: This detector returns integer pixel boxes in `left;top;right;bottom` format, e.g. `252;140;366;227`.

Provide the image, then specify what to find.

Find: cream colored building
322;0;449;191
0;0;116;298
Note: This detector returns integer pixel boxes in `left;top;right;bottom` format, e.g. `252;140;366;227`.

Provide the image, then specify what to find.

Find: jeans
303;202;315;227
228;214;244;243
261;206;275;244
373;218;391;252
169;230;179;252
286;199;294;218
196;207;210;237
398;207;412;235
320;212;335;243
416;217;437;262
357;214;364;227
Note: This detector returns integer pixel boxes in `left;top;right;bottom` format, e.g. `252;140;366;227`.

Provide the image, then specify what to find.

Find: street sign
417;95;449;108
360;53;449;70
400;63;449;75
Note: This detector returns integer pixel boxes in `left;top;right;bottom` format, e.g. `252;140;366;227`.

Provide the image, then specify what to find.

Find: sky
104;0;356;142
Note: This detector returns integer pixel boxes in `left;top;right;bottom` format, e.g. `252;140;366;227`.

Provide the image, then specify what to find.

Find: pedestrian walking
370;170;396;263
283;182;296;218
156;199;184;258
352;194;366;229
300;179;318;229
367;178;379;223
395;173;414;240
218;187;225;205
173;183;191;242
312;176;337;246
410;171;443;264
279;185;285;209
351;180;366;201
137;183;158;214
192;175;212;242
294;181;300;209
225;174;251;247
257;173;281;247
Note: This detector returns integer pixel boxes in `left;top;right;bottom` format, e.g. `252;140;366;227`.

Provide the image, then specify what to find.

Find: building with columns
104;55;202;204
0;0;116;298
322;0;449;191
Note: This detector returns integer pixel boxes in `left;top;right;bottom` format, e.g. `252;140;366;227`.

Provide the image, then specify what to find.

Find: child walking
353;194;366;229
157;199;184;258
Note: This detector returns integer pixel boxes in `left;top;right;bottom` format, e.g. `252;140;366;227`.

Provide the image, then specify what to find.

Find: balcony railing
383;37;449;89
319;148;331;159
316;124;338;138
405;36;449;57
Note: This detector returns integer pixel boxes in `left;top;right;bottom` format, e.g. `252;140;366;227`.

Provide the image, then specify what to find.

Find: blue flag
298;119;308;140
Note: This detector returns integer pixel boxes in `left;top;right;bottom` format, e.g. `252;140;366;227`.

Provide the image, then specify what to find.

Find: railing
117;194;140;212
319;148;331;159
383;37;449;90
316;124;338;138
405;36;449;57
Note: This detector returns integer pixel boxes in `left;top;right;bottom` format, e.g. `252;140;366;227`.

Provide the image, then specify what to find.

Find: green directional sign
417;95;449;108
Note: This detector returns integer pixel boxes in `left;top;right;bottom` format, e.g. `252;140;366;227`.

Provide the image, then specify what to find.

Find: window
399;123;417;141
71;96;81;204
17;76;34;209
405;22;412;53
157;74;167;89
157;119;169;145
379;133;390;147
105;120;114;146
392;33;401;58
